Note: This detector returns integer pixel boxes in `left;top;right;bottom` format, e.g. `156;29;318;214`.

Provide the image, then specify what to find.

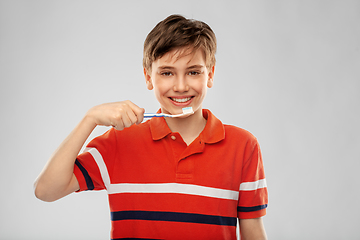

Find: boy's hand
87;101;145;131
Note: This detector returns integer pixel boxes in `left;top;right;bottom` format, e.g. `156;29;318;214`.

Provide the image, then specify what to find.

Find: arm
239;218;267;240
34;101;144;202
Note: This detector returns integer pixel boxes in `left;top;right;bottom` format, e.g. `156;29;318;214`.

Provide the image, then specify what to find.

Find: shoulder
223;124;257;141
222;124;260;152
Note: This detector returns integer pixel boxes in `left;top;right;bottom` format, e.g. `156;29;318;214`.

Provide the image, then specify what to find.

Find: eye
188;71;200;76
161;71;173;77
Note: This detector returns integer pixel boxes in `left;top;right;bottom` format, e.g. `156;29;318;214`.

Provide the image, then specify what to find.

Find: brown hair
143;14;217;71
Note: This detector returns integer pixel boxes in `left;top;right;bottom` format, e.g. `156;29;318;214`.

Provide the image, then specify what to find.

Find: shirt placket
167;133;205;183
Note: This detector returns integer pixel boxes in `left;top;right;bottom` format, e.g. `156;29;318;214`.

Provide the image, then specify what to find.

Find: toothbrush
144;107;194;118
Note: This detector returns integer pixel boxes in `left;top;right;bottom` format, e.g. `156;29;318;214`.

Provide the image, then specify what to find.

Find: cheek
192;79;209;94
153;87;163;99
152;79;172;96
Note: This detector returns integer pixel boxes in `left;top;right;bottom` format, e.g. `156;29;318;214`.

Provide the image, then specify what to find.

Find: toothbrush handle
144;113;172;118
144;114;157;118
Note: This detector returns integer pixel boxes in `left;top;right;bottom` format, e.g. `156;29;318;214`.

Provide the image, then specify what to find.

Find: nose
173;75;189;92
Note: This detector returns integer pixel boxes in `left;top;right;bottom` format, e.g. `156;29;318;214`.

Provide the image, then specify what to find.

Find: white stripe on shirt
239;179;267;191
108;183;239;200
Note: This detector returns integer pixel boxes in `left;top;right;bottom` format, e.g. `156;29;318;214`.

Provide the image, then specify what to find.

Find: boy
34;14;268;240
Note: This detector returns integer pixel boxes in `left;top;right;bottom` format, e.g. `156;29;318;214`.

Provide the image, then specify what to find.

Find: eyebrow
187;64;205;69
157;64;205;70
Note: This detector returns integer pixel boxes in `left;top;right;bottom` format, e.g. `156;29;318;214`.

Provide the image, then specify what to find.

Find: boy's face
144;47;214;117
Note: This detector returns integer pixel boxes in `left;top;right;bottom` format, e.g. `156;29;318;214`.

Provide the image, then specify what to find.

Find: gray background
1;1;359;239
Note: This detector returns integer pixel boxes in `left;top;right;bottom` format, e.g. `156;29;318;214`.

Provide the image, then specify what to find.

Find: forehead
154;47;206;67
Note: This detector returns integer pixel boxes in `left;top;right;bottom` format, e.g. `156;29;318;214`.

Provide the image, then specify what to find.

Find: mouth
169;96;193;103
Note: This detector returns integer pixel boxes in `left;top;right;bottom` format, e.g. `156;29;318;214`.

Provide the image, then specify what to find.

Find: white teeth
171;97;191;103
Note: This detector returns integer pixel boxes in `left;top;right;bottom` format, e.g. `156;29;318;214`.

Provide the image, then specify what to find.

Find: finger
110;105;129;130
136;108;145;124
126;109;139;126
125;101;145;124
119;108;133;129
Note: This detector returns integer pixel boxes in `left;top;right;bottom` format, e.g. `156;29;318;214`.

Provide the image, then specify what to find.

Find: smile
170;97;192;103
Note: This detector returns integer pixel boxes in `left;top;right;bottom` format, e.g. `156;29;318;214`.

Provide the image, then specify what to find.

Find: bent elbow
33;179;56;202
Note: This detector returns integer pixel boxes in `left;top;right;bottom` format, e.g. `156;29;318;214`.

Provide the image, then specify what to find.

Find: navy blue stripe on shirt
111;210;237;226
237;204;268;212
75;159;94;190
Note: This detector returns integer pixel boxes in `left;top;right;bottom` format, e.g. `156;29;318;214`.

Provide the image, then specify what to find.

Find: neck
165;108;206;145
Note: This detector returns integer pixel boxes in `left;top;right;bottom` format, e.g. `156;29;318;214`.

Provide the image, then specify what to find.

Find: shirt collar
149;109;225;144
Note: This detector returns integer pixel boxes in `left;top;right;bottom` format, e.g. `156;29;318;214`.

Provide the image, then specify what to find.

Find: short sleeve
237;137;268;219
73;128;117;192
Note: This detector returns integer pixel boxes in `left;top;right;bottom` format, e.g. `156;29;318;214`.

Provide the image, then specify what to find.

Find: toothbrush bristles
182;107;194;114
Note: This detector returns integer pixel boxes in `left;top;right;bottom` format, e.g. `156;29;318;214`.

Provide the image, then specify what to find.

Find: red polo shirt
74;109;268;240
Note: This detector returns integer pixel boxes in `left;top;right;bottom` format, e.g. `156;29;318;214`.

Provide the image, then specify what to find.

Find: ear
144;68;153;90
207;65;215;88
